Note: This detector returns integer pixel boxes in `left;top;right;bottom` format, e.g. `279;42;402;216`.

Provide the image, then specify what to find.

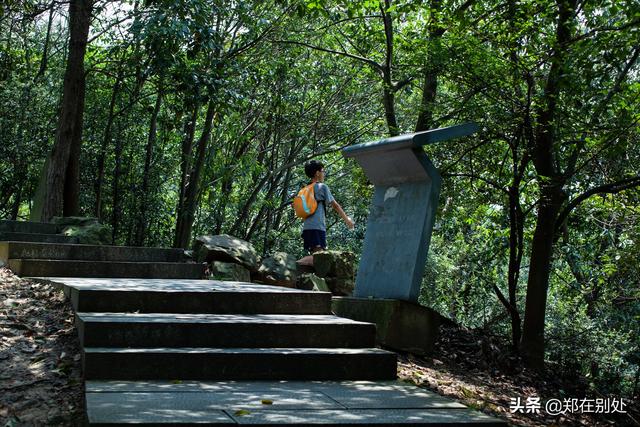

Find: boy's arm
330;200;355;229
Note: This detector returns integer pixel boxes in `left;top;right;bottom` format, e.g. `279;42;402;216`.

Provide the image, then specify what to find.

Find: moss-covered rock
296;273;330;292
257;252;298;286
208;261;251;282
325;277;355;296
54;217;111;245
312;250;356;278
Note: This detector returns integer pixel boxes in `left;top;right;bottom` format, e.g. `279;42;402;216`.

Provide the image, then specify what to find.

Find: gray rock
297;274;330;292
312;251;356;279
208;261;251;282
258;252;297;286
193;235;259;271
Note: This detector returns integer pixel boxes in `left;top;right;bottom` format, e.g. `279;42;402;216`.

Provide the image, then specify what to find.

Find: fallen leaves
0;268;84;425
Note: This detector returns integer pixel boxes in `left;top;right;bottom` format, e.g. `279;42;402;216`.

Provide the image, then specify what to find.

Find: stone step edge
76;313;372;324
8;259;199;266
84;347;394;354
0;240;187;253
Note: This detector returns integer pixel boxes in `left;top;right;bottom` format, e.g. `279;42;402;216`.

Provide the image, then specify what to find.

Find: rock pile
193;235;357;295
194;235;298;287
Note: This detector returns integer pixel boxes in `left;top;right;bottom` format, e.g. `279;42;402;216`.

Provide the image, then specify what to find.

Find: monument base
332;297;442;356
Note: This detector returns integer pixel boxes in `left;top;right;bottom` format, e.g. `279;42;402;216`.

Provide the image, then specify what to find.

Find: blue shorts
302;229;326;252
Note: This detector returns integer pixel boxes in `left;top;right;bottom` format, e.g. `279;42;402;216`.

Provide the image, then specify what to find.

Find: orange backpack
293;183;318;219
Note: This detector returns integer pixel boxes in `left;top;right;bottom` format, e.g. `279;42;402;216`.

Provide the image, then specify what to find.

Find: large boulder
208;261;251;282
296;273;330;292
53;217;111;245
256;252;298;287
312;250;356;279
193;234;259;271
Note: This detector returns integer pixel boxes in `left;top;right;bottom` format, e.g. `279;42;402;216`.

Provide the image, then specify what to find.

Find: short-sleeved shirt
303;183;335;232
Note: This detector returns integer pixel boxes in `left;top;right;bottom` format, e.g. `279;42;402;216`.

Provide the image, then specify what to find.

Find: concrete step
53;278;333;314
8;259;204;279
0;219;58;234
0;232;79;244
76;313;377;348
82;347;398;381
84;380;505;425
0;241;186;263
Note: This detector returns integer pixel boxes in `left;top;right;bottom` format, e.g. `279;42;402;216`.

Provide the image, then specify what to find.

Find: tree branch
554;176;640;234
441;172;509;195
274;39;383;72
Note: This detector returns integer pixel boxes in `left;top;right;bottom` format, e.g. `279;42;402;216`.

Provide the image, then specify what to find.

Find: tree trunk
10;188;21;220
507;186;524;350
174;99;216;249
134;82;163;246
174;100;200;244
415;0;443;132
380;0;398;137
520;186;564;368
37;0;92;222
520;0;575;370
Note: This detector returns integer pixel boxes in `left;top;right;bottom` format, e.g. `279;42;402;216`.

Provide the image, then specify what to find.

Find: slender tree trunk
10;188;21;220
174;100;216;249
380;0;399;136
415;0;444;132
37;0;92;222
134;82;163;246
95;69;123;219
111;126;123;244
507;186;524;349
174;100;200;242
34;4;54;81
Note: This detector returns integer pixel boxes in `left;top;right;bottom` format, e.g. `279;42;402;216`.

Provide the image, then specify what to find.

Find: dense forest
1;0;638;397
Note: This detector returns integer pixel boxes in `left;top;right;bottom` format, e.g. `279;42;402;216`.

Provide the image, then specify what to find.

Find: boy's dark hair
304;160;324;178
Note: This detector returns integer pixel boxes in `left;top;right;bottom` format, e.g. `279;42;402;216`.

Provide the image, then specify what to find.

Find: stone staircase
0;219;202;279
1;220;505;425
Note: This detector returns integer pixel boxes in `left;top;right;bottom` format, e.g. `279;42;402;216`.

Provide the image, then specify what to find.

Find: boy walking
300;160;354;255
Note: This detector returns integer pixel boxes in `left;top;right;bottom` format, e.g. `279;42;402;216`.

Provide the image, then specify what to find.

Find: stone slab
87;392;235;424
8;259;204;279
44;278;333;314
76;313;376;348
353;178;439;302
85;381;506;425
229;409;504;425
82;347;398;381
332;298;441;356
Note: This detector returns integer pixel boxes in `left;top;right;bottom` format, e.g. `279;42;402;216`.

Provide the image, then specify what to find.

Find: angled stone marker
342;123;479;302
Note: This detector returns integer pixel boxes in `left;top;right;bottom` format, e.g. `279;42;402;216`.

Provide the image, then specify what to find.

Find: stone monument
333;123;478;354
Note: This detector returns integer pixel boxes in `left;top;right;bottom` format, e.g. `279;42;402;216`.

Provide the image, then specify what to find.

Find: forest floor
396;326;640;426
0;267;84;426
0;266;638;426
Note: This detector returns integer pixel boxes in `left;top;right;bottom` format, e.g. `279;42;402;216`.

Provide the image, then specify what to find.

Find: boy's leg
299;230;326;265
